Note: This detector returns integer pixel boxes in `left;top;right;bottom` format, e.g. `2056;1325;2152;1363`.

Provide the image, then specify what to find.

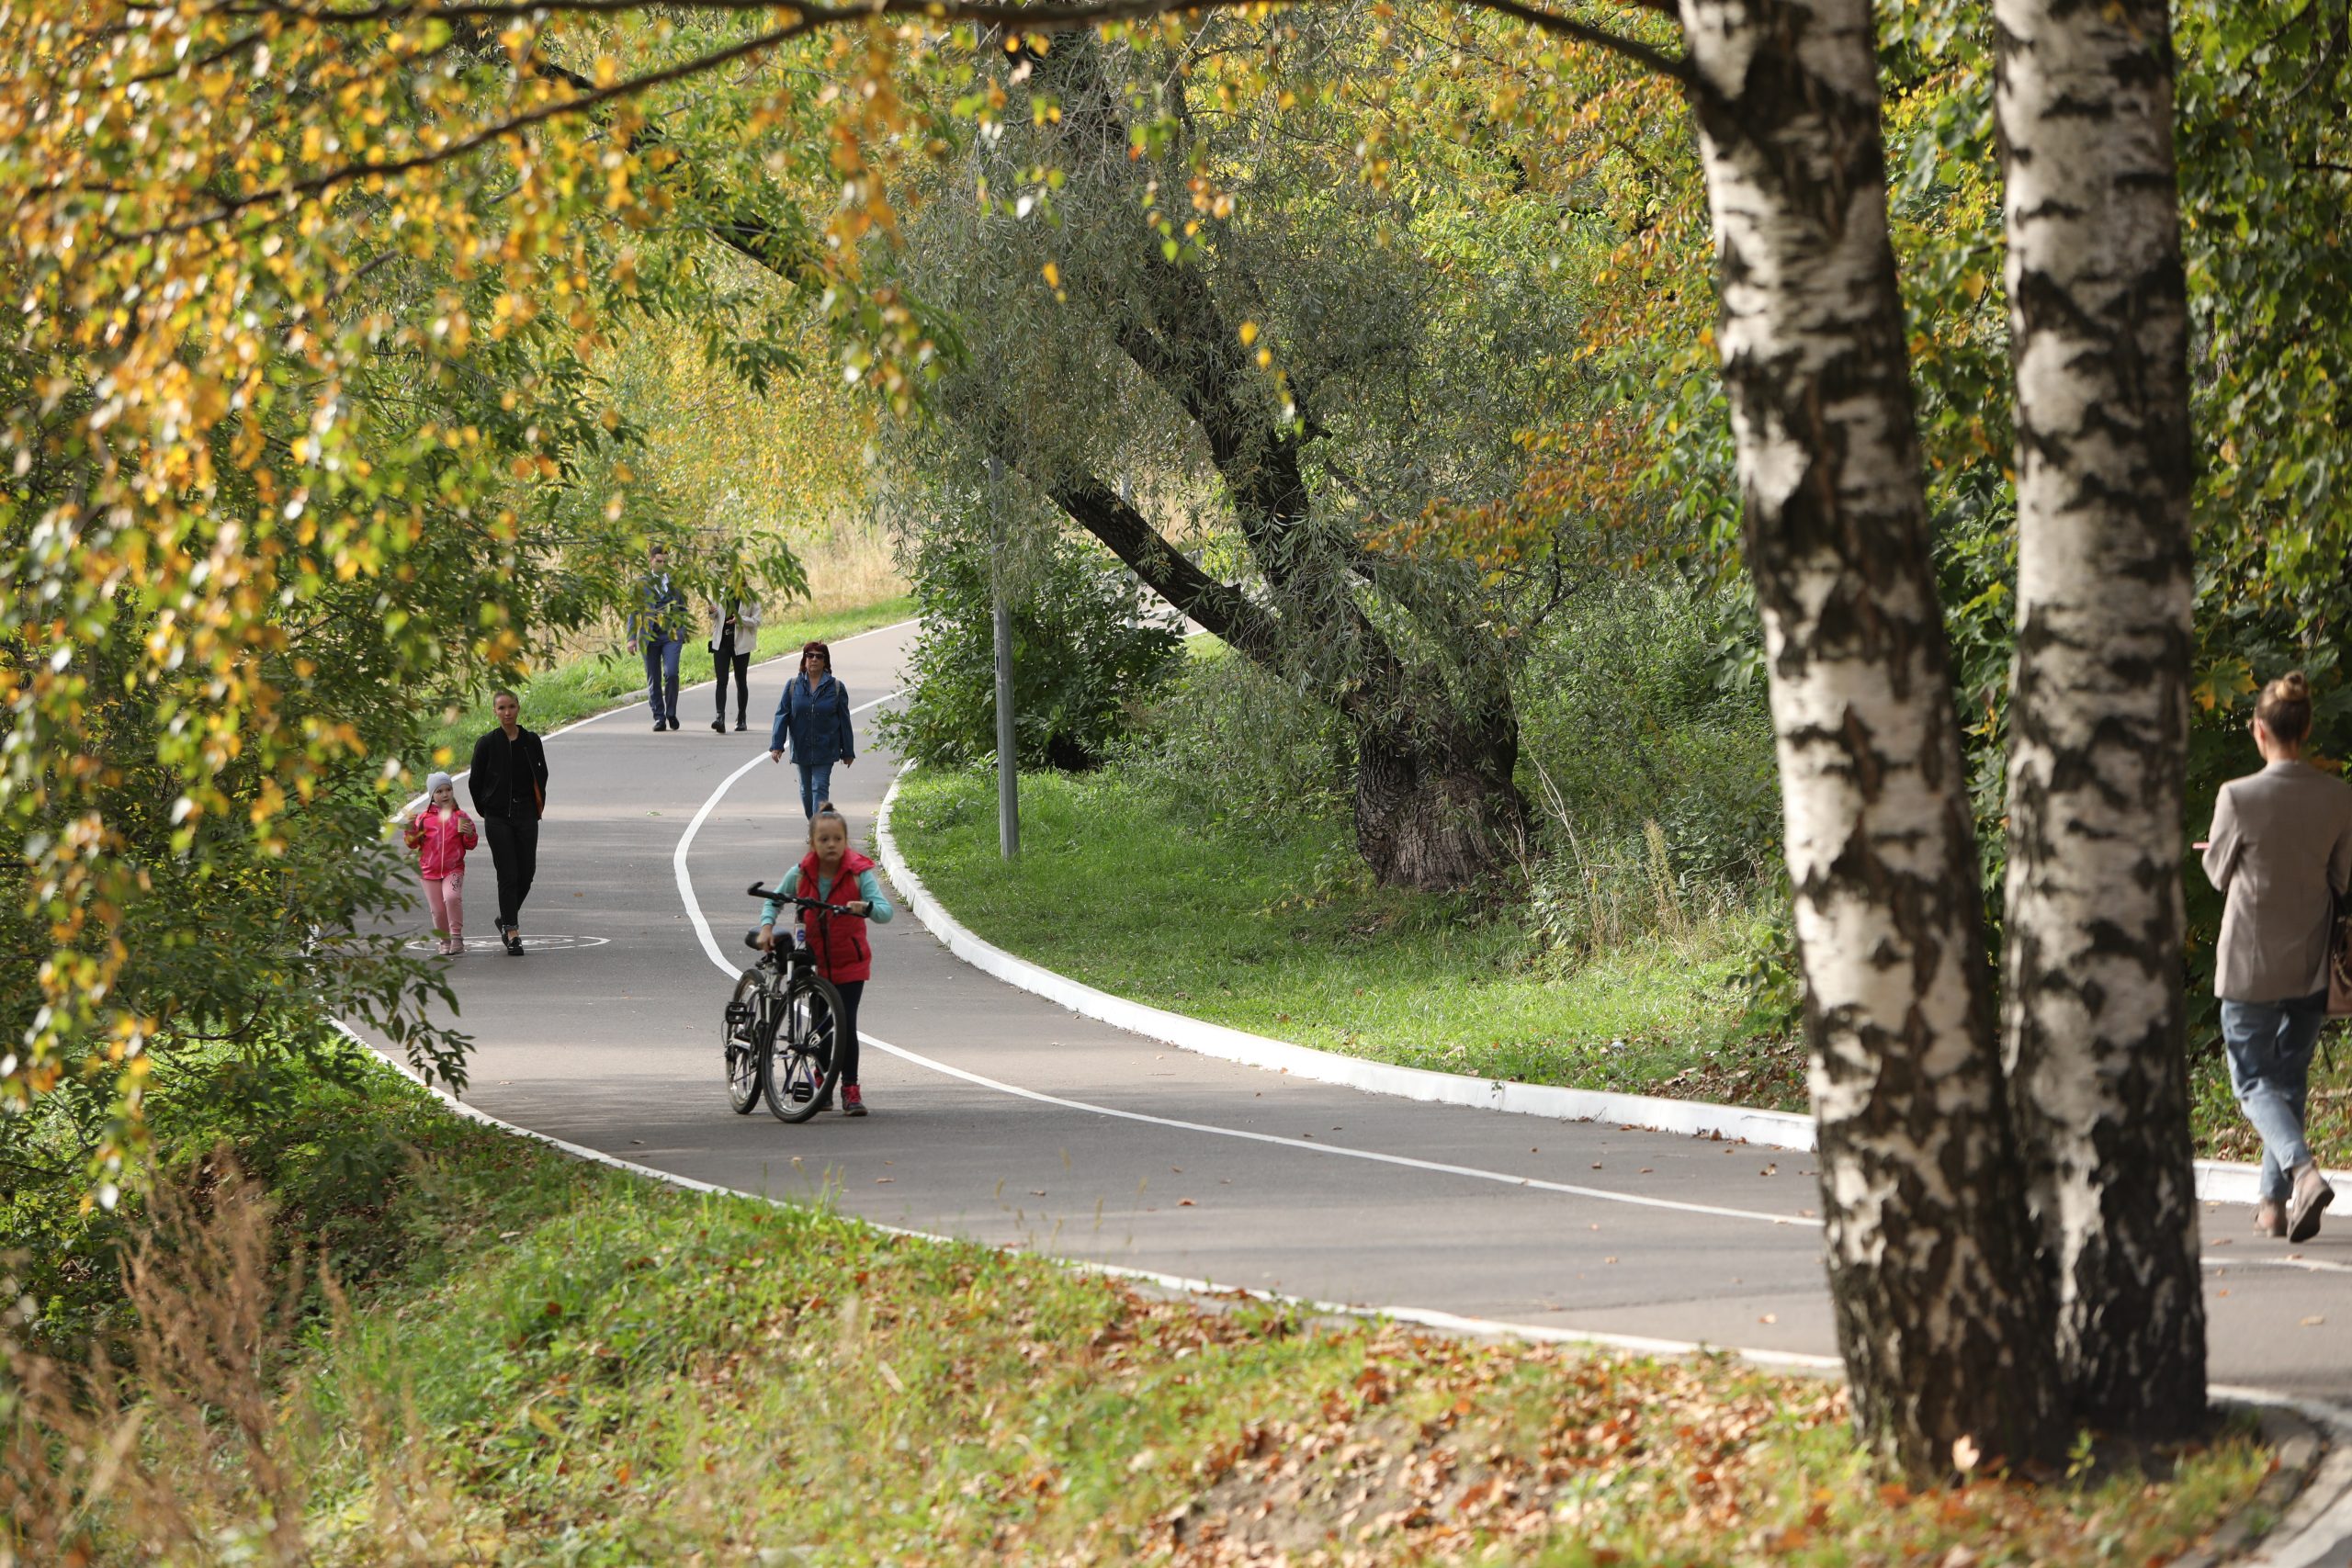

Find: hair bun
2257;670;2316;745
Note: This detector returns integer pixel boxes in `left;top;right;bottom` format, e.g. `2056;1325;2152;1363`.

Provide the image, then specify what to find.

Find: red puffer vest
796;848;876;983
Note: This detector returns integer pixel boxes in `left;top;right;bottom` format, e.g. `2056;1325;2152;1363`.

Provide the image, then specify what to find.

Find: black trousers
713;636;751;721
826;978;865;1087
483;816;539;930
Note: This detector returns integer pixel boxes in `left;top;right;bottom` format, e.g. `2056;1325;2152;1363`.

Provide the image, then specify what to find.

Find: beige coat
2201;760;2352;1002
707;595;763;653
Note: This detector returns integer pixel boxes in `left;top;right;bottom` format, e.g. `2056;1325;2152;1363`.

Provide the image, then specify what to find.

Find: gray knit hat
425;771;456;796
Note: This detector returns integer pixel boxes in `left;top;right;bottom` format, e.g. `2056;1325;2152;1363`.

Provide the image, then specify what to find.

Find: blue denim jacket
769;673;855;767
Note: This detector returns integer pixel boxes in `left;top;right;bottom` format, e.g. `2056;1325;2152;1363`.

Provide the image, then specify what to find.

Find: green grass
888;766;1805;1109
2;1038;2276;1565
888;765;2352;1167
419;594;914;765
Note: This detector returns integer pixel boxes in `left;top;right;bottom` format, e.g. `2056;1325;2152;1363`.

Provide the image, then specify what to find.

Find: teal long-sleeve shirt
761;867;894;930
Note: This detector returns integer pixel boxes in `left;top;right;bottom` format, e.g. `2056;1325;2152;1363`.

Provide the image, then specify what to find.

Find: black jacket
469;726;549;821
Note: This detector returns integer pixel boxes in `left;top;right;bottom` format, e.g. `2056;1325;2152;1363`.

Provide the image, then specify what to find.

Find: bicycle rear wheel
723;971;767;1114
763;971;844;1123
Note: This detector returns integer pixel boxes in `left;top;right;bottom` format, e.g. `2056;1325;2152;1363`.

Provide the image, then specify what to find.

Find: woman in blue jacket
768;640;856;818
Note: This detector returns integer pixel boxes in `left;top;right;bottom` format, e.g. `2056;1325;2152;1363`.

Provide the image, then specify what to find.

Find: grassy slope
888;766;2352;1163
3;1042;2271;1564
888;767;1805;1109
419;594;914;766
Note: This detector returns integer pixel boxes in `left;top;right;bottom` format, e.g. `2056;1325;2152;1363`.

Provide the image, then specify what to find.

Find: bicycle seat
741;926;767;953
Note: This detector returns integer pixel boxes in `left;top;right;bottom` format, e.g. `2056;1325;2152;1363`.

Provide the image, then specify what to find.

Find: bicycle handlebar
743;882;860;919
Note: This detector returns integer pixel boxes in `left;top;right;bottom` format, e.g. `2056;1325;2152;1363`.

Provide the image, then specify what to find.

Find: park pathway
358;618;2352;1404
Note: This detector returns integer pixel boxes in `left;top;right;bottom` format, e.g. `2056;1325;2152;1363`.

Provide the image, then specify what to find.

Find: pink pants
424;870;465;941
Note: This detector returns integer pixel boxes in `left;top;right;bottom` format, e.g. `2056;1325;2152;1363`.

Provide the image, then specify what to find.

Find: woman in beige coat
2201;671;2352;1242
707;569;764;733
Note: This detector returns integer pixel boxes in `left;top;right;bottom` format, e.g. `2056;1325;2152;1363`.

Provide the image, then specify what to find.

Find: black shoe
651;718;667;732
668;716;681;731
734;716;747;732
504;931;525;955
711;716;726;733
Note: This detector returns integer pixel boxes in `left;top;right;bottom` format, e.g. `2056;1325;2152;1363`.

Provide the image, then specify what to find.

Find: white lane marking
675;690;900;972
338;1020;1838;1371
854;1033;1821;1228
672;745;1823;1232
2206;1253;2352;1277
677;750;775;964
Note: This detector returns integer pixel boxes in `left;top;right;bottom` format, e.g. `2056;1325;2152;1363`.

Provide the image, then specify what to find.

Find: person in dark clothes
627;542;688;732
469;689;550;955
707;568;763;733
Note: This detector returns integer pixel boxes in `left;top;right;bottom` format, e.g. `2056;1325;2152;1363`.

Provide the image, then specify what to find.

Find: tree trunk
1353;703;1525;891
1992;0;2208;1435
1674;0;2064;1473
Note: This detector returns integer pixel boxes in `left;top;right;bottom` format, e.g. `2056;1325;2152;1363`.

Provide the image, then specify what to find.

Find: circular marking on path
403;934;612;954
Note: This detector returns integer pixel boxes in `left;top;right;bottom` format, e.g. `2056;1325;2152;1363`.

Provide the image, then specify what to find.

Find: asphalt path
357;618;2352;1405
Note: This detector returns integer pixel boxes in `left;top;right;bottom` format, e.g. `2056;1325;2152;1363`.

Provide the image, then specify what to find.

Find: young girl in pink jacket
403;771;479;955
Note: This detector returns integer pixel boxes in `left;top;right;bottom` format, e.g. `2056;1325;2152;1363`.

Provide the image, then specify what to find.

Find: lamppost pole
988;458;1019;861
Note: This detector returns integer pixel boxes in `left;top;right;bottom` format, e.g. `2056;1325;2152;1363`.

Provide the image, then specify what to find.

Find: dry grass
796;515;905;613
4;1163;311;1567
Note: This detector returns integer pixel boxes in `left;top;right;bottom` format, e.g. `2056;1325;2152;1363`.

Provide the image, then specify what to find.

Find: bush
1512;581;1783;965
880;528;1184;771
1108;642;1351;831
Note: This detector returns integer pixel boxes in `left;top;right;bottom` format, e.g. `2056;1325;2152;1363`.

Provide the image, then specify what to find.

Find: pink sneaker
842;1085;866;1117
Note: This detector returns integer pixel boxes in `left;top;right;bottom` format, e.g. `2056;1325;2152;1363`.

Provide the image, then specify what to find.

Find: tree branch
1048;473;1286;660
111;19;811;241
220;0;1690;85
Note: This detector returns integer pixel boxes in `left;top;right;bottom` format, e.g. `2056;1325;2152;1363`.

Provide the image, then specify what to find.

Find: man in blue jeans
627;542;688;732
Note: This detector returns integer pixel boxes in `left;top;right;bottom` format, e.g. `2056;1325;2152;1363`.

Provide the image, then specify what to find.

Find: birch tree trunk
1993;0;2209;1436
1674;0;2063;1473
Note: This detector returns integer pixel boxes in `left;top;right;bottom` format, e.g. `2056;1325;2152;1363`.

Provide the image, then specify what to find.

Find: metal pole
992;581;1020;860
989;461;1020;861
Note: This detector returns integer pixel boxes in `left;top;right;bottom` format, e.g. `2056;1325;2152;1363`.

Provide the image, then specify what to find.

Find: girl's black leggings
827;978;864;1087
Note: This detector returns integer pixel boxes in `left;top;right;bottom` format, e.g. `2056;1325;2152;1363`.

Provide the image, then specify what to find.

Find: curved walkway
351;618;2352;1411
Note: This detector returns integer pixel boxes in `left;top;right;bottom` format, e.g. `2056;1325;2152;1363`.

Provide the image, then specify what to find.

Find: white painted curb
873;765;2306;1212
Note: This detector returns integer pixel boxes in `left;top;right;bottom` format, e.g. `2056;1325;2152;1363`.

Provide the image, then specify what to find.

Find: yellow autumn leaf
1042;262;1060;288
1238;321;1259;345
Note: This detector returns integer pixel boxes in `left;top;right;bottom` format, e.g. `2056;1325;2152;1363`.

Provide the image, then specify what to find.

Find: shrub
880;528;1183;771
1512;581;1783;964
1107;642;1351;831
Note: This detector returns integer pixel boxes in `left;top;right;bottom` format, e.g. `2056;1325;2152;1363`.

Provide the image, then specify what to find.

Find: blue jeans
641;637;682;724
2222;990;2328;1201
796;761;835;818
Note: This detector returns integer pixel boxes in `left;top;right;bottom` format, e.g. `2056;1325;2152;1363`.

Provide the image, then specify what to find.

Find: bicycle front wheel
723;971;767;1114
763;970;844;1123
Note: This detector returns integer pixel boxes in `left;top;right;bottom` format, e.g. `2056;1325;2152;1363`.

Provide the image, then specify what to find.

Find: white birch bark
1993;0;2208;1435
1675;0;2063;1474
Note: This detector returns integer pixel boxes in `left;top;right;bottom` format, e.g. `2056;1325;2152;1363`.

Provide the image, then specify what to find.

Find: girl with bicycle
757;803;893;1115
